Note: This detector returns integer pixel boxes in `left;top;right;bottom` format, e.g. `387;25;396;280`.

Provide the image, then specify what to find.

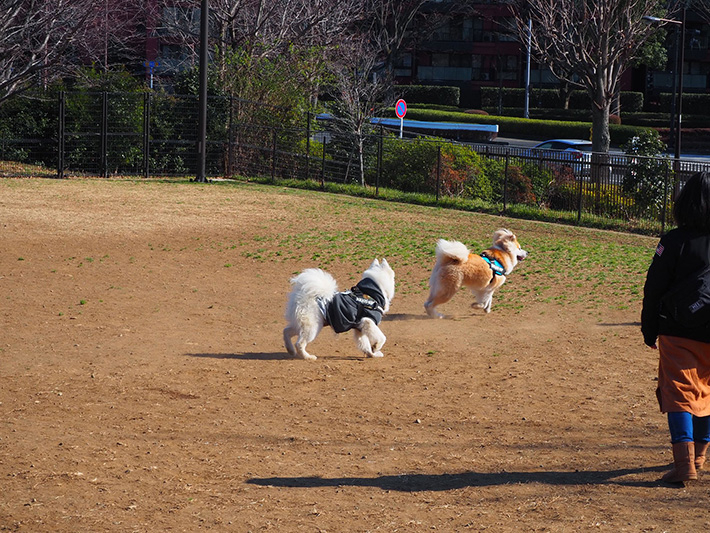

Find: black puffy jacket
641;227;710;346
325;277;387;334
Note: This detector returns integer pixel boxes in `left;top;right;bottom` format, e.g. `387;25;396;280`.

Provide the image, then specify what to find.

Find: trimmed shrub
660;92;710;115
481;87;643;112
397;85;460;106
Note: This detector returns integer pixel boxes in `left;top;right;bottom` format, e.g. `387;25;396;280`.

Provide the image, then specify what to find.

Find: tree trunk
590;89;611;211
590;95;611;153
357;132;365;186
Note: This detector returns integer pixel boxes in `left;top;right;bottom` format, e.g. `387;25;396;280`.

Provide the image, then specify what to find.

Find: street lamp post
675;8;687;162
524;18;532;119
195;0;209;183
643;9;686;163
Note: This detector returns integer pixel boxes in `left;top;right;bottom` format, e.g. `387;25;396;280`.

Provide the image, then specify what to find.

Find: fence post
436;145;441;202
661;163;670;234
305;111;311;180
376;127;383;196
143;92;151;179
57;91;65;179
271;129;277;183
320;138;326;189
503;148;509;213
576;173;583;223
101;91;108;178
227;94;234;178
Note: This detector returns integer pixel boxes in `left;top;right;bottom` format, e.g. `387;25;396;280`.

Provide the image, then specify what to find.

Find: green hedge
484;107;710;129
397;85;460;107
401;107;649;146
659;92;710;115
481;87;644;112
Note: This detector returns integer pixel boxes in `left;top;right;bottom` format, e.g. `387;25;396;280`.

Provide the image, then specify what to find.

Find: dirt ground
2;178;709;532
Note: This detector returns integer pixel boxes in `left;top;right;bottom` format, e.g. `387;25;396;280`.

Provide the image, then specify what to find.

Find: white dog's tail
289;268;338;298
286;268;339;324
435;239;470;264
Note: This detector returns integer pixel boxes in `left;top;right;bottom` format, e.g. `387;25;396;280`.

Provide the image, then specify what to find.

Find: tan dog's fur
424;229;527;318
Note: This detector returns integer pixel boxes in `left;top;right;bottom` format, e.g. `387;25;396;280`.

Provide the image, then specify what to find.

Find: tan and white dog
424;229;527;318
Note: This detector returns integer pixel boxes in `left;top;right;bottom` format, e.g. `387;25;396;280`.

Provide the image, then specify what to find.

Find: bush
397;85;460;106
479;158;539;206
546;165;578;210
379;136;548;205
622;129;671;217
380;136;438;192
435;144;493;201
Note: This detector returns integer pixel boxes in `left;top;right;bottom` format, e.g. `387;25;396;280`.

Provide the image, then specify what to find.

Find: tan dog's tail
434;239;469;265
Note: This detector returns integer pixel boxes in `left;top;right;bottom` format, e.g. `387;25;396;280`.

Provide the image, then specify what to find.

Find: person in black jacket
641;171;710;484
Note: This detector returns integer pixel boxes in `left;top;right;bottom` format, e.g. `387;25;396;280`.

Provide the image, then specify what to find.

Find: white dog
283;259;395;360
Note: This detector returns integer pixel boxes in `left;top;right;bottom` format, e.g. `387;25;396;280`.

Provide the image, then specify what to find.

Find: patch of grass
234;176;665;237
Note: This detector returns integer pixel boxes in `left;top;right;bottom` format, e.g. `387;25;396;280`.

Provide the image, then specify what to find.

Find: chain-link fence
2;90;710;233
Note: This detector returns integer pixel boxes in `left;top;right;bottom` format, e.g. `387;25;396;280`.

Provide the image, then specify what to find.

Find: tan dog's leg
424;284;459;318
471;277;505;313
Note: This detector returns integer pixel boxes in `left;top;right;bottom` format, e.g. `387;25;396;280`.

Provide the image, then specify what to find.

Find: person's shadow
247;465;670;491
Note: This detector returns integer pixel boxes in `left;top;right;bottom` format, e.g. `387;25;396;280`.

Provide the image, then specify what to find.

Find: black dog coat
323;277;387;334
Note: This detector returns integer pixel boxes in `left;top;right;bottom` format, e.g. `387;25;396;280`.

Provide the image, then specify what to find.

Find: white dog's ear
381;258;390;268
370;258;380;268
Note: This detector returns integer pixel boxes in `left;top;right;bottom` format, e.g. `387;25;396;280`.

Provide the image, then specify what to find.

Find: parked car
531;139;593;176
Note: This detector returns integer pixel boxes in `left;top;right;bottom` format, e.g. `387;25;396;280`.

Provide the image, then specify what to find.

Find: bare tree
0;0;96;103
206;0;366;107
688;0;710;23
70;0;151;74
514;0;670;152
327;36;394;186
364;0;428;76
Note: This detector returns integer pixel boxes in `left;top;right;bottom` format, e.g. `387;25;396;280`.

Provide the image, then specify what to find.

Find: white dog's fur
283;259;395;360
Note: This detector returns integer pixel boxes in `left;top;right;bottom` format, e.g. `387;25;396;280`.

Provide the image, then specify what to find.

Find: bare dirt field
2;178;709;532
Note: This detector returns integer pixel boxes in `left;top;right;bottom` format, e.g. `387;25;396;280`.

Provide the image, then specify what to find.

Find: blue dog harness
481;251;506;278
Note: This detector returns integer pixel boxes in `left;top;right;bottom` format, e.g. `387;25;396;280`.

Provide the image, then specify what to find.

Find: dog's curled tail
435;239;470;264
289;268;339;301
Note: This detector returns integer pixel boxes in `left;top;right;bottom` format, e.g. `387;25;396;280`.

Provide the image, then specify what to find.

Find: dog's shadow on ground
247;464;671;491
387;313;476;322
186;352;364;361
187;352;290;360
387;313;434;322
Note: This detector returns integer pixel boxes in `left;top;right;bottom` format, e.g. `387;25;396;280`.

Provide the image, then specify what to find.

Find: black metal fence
2;90;710;233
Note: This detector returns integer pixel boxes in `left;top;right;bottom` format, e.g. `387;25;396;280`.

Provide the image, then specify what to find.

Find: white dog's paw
370;351;384;358
295;352;317;361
